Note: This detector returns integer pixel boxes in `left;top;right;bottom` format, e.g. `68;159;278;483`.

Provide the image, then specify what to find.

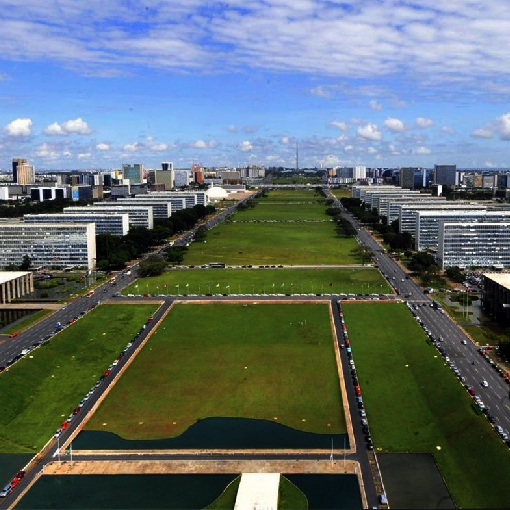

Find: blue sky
1;0;510;170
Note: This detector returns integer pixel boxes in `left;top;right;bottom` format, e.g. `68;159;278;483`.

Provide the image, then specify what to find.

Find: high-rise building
162;162;174;172
12;158;35;184
122;163;144;184
434;164;458;186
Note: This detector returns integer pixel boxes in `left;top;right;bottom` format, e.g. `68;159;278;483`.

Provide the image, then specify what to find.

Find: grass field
330;188;352;199
185;222;359;266
342;302;510;509
0;304;158;453
125;268;391;296
86;303;346;439
234;202;328;221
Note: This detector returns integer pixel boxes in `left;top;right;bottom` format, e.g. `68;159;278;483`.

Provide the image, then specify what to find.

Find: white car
481;380;489;387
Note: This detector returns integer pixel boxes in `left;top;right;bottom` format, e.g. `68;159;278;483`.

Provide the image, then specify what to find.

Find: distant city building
161;162;174;172
147;169;175;190
30;187;67;201
434;164;458;186
0;223;96;269
174;170;193;187
117;198;172;219
12;158;35;185
122;163;144;184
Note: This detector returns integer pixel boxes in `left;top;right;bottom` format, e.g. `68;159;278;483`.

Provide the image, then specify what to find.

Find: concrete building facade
0;272;34;304
64;205;154;229
482;273;510;325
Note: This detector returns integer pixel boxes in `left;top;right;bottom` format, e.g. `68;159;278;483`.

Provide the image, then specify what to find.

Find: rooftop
0;271;31;285
484;273;510;290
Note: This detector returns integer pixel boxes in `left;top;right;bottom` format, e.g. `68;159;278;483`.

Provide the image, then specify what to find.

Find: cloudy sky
1;0;510;170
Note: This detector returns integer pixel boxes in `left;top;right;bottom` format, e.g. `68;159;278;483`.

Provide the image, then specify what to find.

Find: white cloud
495;113;510;141
227;124;238;133
415;146;431;155
441;126;455;134
44;122;65;136
310;85;333;98
77;152;91;159
192;139;207;148
4;118;32;136
44;117;91;135
416;117;434;128
472;127;493;139
123;142;144;152
151;143;168;151
237;140;253;152
35;142;58;159
367;146;378;154
330;121;347;131
96;142;110;150
369;99;382;111
280;136;290;144
357;123;382;141
384;117;405;133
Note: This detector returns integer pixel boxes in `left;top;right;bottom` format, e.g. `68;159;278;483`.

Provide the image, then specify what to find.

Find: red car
60;421;69;430
355;385;362;396
9;332;19;338
103;369;111;377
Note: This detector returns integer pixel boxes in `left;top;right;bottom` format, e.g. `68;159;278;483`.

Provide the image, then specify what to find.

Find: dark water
0;309;37;329
16;474;362;510
285;474;362;509
0;454;33;489
15;474;238;509
75;417;349;450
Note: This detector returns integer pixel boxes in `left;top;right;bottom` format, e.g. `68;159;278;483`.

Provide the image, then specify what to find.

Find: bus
209;262;226;268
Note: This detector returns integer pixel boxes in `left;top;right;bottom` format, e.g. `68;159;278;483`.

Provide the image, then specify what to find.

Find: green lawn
86;303;345;439
0;304;158;453
1;309;52;335
342;302;510;509
234;202;329;221
125;268;391;296
260;189;324;201
185;222;359;266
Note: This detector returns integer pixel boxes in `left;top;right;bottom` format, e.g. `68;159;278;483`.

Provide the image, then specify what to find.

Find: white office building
363;190;422;211
24;213;129;236
381;197;446;224
64;205;154;230
0;223;96;269
437;222;510;269
117;198;172;219
398;203;484;233
141;191;208;206
415;210;510;251
353;185;399;200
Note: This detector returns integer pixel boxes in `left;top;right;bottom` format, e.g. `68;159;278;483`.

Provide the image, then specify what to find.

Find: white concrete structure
117;198;172;219
24;213;129;236
437;222;510;269
0;223;96;270
206;186;229;202
64;205;154;230
0;271;34;304
234;473;280;510
380;197;446;224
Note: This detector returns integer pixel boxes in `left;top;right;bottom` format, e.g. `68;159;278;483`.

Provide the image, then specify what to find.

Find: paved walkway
235;473;280;510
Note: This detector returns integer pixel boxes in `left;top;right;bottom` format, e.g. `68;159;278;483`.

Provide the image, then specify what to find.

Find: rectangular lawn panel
86;303;346;440
0;304;158;453
126;268;391;296
342;302;510;508
185;222;359;266
234;202;329;221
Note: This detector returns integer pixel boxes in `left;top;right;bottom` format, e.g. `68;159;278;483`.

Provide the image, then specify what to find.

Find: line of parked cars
0;470;25;498
53;316;153;440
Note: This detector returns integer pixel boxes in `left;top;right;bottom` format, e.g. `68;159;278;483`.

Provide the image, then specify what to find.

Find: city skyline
1;0;510;170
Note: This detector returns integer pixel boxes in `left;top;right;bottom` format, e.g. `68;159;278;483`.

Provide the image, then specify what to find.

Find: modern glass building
437;222;510;269
117;198;172;218
0;223;96;269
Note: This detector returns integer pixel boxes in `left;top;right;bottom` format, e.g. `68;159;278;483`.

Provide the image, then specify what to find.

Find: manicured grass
260;189;324;201
87;303;345;439
279;476;308;509
463;323;509;346
1;309;52;335
0;304;158;453
342;302;510;509
234;202;329;221
125;268;391;296
185;222;359;266
330;188;352;199
205;476;241;509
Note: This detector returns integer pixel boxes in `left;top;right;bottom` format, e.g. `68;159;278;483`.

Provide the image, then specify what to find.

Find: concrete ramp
234;473;281;510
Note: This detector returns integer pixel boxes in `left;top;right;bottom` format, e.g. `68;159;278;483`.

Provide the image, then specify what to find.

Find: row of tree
96;204;215;270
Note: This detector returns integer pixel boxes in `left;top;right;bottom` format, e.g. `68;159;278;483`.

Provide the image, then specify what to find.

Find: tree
194;225;208;242
20;254;31;271
138;254;167;277
446;266;465;283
